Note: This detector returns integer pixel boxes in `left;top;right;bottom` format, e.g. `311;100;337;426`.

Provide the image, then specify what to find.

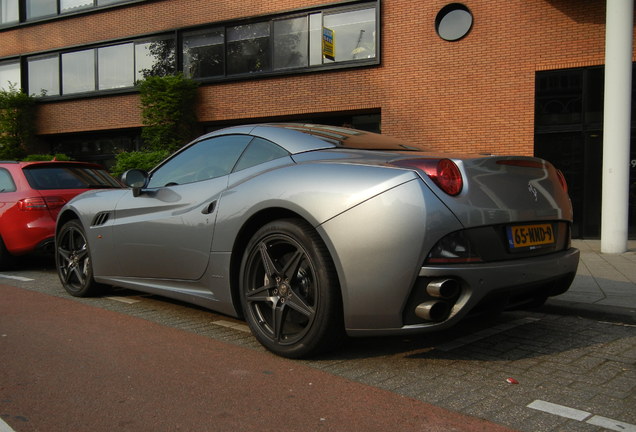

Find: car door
111;135;252;280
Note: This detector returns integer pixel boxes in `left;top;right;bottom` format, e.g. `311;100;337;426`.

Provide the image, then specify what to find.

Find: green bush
110;150;170;178
0;86;36;160
138;74;198;153
22;153;72;161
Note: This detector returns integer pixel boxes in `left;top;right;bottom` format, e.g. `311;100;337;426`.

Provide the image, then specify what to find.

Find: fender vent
91;212;111;227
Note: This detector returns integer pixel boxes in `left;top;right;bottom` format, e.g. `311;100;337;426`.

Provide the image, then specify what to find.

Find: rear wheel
56;219;103;297
240;219;344;358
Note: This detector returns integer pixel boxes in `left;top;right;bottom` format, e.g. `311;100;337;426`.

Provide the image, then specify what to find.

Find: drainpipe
601;0;633;254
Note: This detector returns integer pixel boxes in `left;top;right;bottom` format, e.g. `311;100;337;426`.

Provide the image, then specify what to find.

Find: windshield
23;165;121;190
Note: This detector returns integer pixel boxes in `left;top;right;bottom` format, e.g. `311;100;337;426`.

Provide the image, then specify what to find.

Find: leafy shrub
22;153;72;161
0;86;36;160
110;150;170;178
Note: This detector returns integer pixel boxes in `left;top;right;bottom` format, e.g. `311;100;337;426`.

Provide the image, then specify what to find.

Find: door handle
201;200;217;214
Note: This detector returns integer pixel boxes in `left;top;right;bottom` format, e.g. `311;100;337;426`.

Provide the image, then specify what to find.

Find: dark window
148;135;251;187
0;169;17;192
227;22;271;75
26;0;56;20
234;137;290;171
183;29;225;79
22;165;121;189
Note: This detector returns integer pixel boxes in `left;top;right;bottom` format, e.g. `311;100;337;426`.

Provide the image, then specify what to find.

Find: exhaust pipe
426;278;460;299
415;301;450;322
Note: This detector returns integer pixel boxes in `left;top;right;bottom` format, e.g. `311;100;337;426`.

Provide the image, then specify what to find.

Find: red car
0;161;121;267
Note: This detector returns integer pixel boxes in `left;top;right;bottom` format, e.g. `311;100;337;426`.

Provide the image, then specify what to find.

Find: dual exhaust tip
415;278;460;322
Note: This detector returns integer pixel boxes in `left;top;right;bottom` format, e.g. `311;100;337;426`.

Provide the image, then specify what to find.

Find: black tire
56;219;103;297
239;219;344;358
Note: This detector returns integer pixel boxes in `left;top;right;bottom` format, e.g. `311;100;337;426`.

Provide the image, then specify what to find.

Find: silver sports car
55;124;580;358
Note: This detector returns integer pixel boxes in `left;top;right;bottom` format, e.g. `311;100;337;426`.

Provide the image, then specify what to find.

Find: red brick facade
1;0;632;155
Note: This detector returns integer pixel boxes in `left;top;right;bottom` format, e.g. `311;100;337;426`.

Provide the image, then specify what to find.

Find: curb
542;299;636;325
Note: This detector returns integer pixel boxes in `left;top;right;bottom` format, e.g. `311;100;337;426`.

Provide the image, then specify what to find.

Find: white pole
601;0;633;254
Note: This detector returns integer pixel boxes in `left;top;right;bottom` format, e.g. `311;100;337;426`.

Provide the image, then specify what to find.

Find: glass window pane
227;22;271;75
135;39;176;81
182;29;224;79
97;0;124;4
273;16;308;70
98;43;134;90
0;60;20;91
26;0;56;19
148;135;251;187
309;13;323;66
323;7;376;63
28;55;60;96
62;49;95;94
234;138;289;171
61;0;92;13
1;0;19;25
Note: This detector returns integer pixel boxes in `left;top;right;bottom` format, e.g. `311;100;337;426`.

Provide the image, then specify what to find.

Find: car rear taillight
556;169;568;193
18;196;66;211
392;158;463;196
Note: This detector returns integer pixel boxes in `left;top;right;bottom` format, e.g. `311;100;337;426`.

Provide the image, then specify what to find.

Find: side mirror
121;169;149;197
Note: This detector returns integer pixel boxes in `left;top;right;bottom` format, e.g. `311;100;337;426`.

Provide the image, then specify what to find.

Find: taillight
392;158;463;196
18;196;66;211
556;169;568;193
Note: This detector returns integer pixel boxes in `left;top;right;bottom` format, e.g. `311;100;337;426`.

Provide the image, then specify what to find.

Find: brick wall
2;0;631;156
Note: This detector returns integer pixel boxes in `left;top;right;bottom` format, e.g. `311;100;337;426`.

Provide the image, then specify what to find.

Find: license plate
507;223;556;249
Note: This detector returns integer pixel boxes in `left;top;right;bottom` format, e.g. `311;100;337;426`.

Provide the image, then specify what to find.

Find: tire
239;219;344;358
56;219;103;297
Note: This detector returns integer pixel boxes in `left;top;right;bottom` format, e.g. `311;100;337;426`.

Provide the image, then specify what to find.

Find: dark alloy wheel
240;219;344;358
56;219;102;297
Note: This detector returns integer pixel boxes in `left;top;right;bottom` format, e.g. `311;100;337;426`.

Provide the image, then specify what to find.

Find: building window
435;3;473;42
135;38;176;81
28;55;60;96
323;7;376;62
274;16;309;70
227;22;271;75
0;60;20;91
98;43;134;90
26;0;57;20
61;0;91;13
62;49;96;94
1;0;18;25
182;29;225;79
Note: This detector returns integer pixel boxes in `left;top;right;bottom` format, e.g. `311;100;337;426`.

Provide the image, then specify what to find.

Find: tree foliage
138;74;199;153
110;150;170;178
0;86;37;160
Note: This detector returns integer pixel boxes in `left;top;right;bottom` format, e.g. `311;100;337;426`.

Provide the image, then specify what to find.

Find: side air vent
91;212;111;227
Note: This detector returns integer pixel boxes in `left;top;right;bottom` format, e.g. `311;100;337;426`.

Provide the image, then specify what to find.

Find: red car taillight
18;196;66;211
392;158;463;196
556;169;568;193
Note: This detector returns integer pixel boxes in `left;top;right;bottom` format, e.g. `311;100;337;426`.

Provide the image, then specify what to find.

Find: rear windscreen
23;165;121;190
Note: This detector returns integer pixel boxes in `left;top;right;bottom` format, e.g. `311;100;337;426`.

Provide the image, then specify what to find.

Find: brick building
0;0;634;238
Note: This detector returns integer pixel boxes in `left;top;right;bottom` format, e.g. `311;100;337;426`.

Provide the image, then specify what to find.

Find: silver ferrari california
55;124;580;358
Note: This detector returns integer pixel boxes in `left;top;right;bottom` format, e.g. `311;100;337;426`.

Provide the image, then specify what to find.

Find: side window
148;135;251;187
0;169;17;192
234;137;290;172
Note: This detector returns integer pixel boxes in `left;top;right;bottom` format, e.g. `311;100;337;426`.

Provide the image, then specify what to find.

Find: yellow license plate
507;223;556;249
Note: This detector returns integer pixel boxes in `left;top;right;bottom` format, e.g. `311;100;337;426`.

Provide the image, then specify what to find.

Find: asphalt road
1;258;635;432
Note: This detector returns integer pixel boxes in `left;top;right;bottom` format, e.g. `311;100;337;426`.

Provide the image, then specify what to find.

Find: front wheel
239;219;344;358
56;219;103;297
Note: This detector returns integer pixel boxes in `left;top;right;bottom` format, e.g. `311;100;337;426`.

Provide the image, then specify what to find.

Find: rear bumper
346;247;580;336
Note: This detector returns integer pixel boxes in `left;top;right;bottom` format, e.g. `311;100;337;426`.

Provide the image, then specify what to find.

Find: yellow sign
322;27;335;61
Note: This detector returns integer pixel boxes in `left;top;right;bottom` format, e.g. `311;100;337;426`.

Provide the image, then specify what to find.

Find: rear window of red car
22;165;121;190
0;168;17;192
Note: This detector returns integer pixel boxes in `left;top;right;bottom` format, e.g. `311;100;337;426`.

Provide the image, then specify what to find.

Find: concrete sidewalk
544;239;636;323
